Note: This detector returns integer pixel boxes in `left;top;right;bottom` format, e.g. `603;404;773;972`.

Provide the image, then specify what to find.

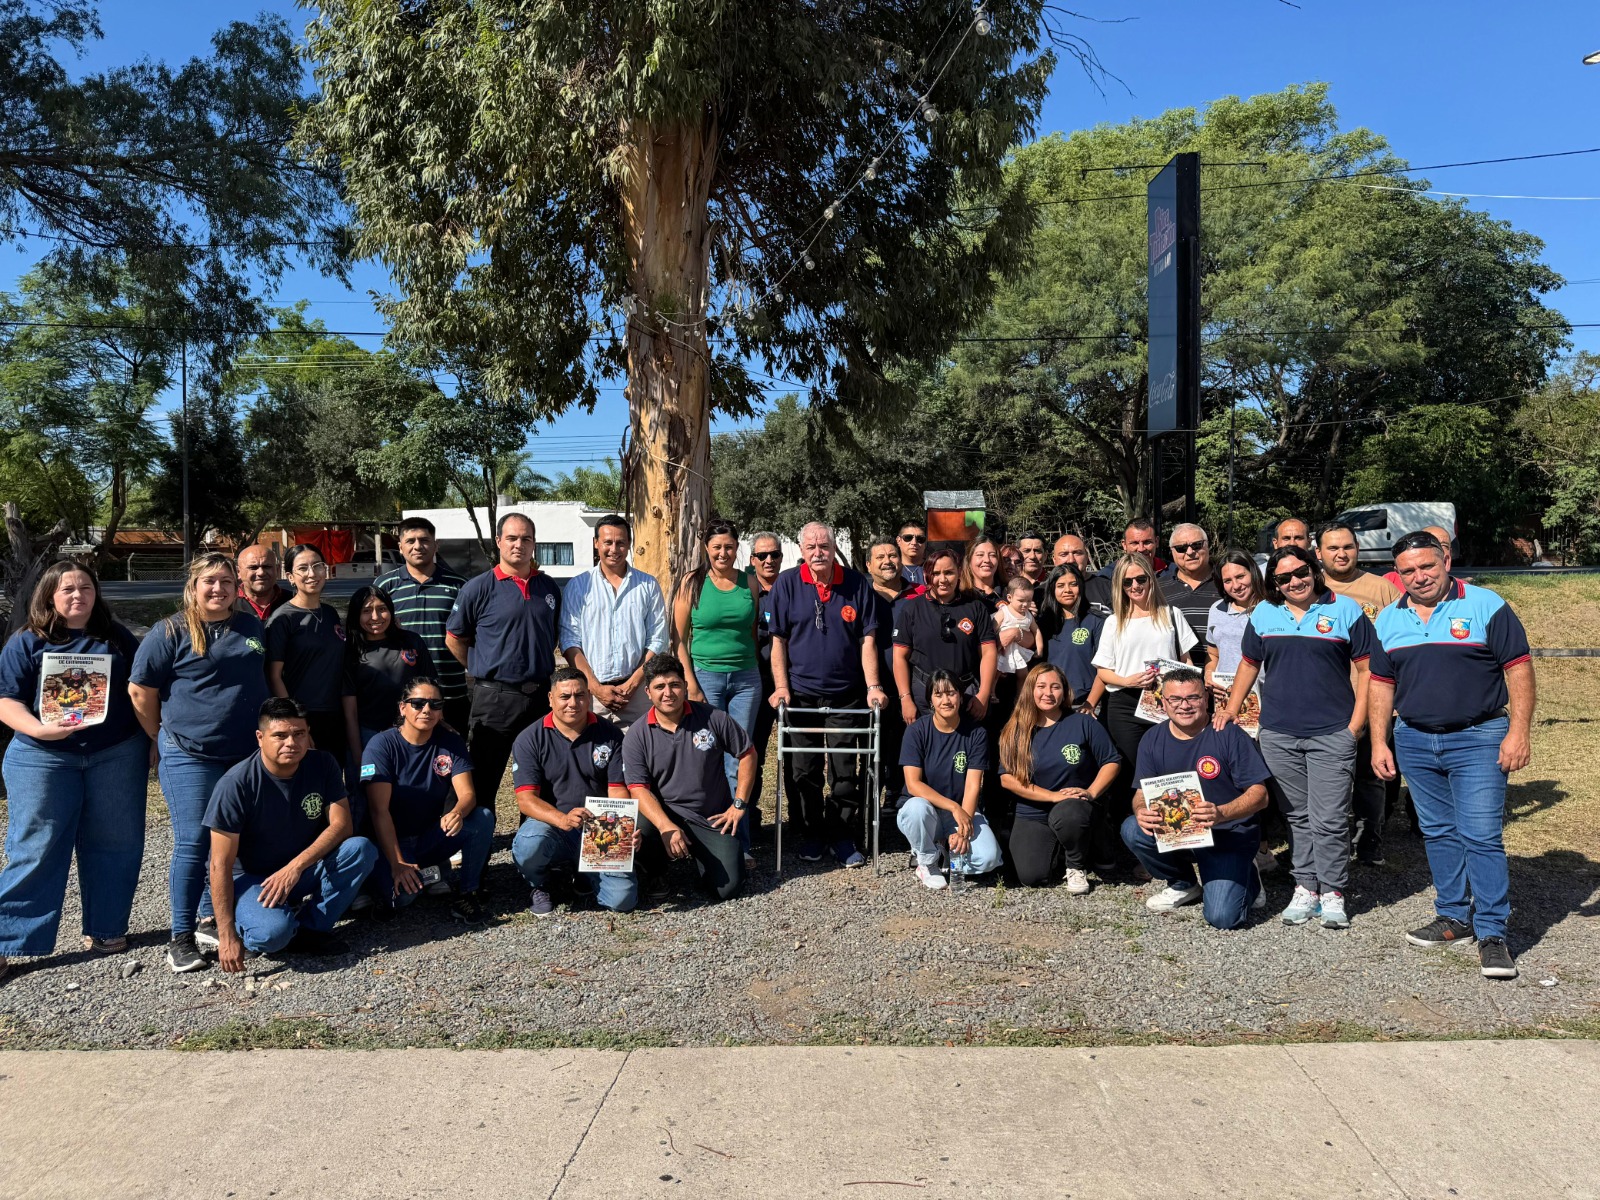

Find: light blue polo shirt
1240;590;1375;737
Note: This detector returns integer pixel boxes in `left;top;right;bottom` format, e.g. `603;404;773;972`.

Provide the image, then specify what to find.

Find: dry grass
1506;656;1600;864
1471;573;1600;649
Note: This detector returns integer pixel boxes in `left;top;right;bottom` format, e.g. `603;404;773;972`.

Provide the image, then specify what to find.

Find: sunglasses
1272;565;1314;587
940;613;956;643
750;550;782;561
814;598;827;631
403;698;446;711
1170;540;1207;555
899;534;926;544
1121;574;1150;589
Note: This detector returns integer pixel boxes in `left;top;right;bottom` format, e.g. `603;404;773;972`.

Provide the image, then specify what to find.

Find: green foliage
1514;354;1600;562
547;459;623;510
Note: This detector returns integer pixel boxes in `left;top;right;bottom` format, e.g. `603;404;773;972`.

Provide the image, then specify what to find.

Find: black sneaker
1405;916;1476;949
193;917;220;952
167;933;208;974
285;928;348;957
450;894;488;925
1479;937;1518;980
797;841;824;863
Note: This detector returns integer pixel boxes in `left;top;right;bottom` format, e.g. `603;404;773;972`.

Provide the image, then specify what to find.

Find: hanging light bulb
824;203;837;220
919;98;938;123
803;254;816;271
973;3;992;35
865;158;880;181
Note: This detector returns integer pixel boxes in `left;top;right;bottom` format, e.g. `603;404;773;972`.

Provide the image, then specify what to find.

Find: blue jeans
1394;716;1512;940
0;735;149;954
371;807;495;906
232;836;378;952
511;819;638;913
1121;815;1262;930
156;730;241;935
895;797;1003;874
697;666;762;850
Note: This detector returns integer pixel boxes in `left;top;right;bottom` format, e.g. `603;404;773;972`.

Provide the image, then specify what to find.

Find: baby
995;576;1041;674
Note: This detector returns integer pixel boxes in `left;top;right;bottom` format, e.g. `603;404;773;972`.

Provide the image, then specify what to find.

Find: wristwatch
732;798;748;811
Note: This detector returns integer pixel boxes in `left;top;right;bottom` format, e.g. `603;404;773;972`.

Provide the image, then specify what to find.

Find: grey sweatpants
1259;727;1357;894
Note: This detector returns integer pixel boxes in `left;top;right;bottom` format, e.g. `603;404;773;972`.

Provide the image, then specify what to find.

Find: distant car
1332;502;1459;568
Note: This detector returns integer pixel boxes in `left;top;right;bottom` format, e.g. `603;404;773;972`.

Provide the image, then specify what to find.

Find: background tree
546;459;625;511
1515;352;1600;563
300;0;1084;588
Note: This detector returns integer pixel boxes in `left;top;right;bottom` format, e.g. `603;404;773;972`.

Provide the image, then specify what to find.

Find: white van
1331;502;1459;568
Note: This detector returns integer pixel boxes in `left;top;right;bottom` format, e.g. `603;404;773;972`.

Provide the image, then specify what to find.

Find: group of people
0;505;1535;985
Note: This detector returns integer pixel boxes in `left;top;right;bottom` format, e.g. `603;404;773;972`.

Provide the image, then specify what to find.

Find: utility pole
181;336;191;564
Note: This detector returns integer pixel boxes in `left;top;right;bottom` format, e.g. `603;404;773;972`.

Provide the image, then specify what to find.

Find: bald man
1273;519;1311;551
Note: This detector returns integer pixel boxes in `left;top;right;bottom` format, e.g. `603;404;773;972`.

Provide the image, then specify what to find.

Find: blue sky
5;1;1598;475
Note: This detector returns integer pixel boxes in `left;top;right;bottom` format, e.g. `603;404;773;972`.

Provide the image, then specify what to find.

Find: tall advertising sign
1147;154;1200;440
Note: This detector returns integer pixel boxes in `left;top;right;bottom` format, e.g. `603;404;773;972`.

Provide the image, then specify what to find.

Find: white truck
1331;502;1459;568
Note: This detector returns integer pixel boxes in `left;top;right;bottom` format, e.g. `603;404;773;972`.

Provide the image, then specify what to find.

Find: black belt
472;677;548;696
1403;708;1507;735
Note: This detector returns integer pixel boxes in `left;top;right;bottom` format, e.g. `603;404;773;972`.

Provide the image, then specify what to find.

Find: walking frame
772;703;883;876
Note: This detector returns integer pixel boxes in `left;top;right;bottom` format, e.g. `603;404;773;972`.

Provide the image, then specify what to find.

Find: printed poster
1140;770;1215;853
579;796;638;874
1213;671;1261;739
1133;658;1194;724
37;653;113;729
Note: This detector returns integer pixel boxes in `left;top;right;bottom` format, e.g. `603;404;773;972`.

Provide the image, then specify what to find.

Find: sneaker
567;872;595;900
1064;869;1090;895
82;935;128;954
1145;881;1203;912
424;877;453;897
797;841;824;863
1406;915;1476;949
527;888;555;918
834;841;866;868
1093;860;1118;876
450;894;488;924
1356;851;1386;867
1478;937;1518;980
286;928;348;956
166;933;207;974
915;863;948;891
641;874;670;904
743;852;757;872
1281;886;1321;926
193;917;220;952
1254;847;1280;874
1251;865;1266;911
1319;890;1350;929
350;893;374;912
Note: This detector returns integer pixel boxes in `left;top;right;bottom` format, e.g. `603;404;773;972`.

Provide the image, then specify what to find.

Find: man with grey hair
768;521;887;866
1164;522;1219;659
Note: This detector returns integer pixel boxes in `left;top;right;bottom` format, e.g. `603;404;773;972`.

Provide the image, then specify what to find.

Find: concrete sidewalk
1;1040;1595;1198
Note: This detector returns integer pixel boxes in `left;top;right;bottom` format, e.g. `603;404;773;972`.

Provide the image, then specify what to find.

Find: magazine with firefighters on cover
1133;658;1194;724
37;654;113;729
1212;671;1261;738
1139;770;1215;852
578;796;638;873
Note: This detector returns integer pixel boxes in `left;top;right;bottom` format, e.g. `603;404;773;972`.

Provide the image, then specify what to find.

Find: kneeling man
207;698;378;970
1121;669;1270;929
510;668;635;915
622;654;756;903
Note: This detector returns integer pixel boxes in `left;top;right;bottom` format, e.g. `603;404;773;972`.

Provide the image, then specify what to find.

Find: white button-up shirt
559;564;669;682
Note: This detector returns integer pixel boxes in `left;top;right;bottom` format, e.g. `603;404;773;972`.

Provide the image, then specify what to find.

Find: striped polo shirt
376;563;468;700
1240;590;1375;737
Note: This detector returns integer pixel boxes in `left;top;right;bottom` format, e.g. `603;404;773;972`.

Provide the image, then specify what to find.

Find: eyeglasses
1164;694;1206;708
292;563;328;576
1272;565;1314;587
899;534;926;544
814;598;827;631
403;698;445;711
750;550;782;561
1170;541;1207;555
1121;574;1150;589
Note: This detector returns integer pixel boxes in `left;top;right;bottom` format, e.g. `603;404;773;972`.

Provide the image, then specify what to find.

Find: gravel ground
1;800;1596;1051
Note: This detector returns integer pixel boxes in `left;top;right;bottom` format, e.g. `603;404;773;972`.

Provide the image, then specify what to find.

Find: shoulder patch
360;762;376;780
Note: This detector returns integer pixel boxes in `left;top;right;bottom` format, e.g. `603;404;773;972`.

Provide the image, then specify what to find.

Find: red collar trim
494;563;539;598
542;712;599;730
800;562;835;603
645;701;693;726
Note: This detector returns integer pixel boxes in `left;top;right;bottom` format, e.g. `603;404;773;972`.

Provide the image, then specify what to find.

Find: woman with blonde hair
129;552;270;973
998;661;1120;893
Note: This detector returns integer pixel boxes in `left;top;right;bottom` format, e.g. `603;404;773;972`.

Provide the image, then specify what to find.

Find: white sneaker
1281;885;1321;925
1254;847;1279;874
1064;869;1090;895
915;863;948;891
1319;890;1350;929
1251;865;1267;910
1145;881;1202;912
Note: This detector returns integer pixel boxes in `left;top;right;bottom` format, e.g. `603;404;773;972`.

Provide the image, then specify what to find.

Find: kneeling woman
360;678;494;923
999;662;1120;894
897;670;1004;890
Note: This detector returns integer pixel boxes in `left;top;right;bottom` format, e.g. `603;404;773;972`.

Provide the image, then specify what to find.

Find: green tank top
689;572;758;672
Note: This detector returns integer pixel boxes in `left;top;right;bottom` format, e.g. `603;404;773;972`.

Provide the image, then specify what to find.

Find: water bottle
948;850;973;892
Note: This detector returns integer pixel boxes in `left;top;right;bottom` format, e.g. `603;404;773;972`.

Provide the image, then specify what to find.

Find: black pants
1008;802;1097;885
876;703;906;809
443;695;472;741
784;688;866;847
639;815;745;903
467;682;550;817
1098;689;1152;865
981;676;1019;846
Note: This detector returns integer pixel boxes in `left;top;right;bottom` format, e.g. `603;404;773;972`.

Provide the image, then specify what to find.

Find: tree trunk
3;502;70;637
619;115;719;599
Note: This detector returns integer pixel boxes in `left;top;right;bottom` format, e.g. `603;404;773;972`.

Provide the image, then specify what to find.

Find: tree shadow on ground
1505;778;1568;824
1509;848;1600;951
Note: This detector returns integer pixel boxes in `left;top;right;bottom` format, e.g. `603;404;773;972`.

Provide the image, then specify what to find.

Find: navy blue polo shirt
1370;579;1531;730
768;564;877;695
622;702;754;828
346;631;435;732
0;625;144;754
1045;611;1105;706
893;593;996;694
265;603;348;713
1006;713;1119;822
511;712;626;814
1134;721;1271;831
130;613;271;761
446;565;562;685
900;714;989;804
870;588;906;689
360;726;472;838
204;749;348;878
1240;591;1375;737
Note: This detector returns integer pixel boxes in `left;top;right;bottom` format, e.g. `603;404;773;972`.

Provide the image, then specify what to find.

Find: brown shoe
83;935;128;954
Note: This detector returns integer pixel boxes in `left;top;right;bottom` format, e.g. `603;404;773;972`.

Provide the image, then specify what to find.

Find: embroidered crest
360;762;376;780
333;624;347;642
1062;744;1081;765
245;637;266;655
301;792;324;820
545;593;557;610
592;743;614;768
433;754;453;777
401;649;417;666
958;617;975;635
1314;616;1334;634
1361;602;1378;621
953;751;968;774
692;728;716;752
1197;755;1221;780
1071;627;1090;645
841;604;857;623
1450;617;1471;640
